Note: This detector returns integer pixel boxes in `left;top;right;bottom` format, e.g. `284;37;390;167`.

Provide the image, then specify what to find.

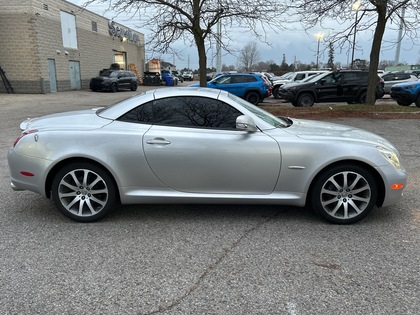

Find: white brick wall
0;0;145;93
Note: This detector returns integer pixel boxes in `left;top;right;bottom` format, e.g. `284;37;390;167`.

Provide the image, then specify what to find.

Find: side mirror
236;115;258;132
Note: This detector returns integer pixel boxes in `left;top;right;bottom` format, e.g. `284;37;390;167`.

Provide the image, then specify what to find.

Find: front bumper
390;90;416;103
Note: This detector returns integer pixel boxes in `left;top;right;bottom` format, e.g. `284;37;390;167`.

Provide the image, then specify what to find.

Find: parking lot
1;86;419;314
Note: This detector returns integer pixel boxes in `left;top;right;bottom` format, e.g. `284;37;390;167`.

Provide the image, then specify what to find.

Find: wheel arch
244;88;262;97
45;157;120;203
306;160;386;208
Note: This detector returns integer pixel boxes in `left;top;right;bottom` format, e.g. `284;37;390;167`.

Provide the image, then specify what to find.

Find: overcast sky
69;0;420;70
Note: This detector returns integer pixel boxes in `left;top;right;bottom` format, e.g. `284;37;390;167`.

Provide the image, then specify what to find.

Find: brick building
0;0;145;93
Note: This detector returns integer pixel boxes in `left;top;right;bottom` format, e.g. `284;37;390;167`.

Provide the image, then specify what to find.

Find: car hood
20;109;113;131
272;79;292;85
283;118;397;150
391;81;420;88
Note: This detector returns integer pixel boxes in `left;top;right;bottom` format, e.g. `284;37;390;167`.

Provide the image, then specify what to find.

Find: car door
315;73;340;101
142;96;281;194
338;72;365;101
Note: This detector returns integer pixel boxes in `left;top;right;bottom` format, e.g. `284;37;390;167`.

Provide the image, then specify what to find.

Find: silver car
380;72;418;94
8;88;407;224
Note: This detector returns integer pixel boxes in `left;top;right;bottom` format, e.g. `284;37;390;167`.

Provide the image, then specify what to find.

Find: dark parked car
190;73;272;105
279;70;385;107
390;81;420;107
90;70;138;92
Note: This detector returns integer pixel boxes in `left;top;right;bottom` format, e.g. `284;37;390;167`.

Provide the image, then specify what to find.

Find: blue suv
190;73;272;105
390;80;420;107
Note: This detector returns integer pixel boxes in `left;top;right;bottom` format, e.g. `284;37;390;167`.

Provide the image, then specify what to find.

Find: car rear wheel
358;92;367;104
397;100;412;106
310;164;378;224
130;82;138;91
110;83;117;93
297;93;314;107
245;91;260;105
51;162;117;222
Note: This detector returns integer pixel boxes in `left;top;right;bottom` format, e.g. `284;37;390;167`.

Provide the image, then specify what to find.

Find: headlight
377;146;401;169
402;84;417;89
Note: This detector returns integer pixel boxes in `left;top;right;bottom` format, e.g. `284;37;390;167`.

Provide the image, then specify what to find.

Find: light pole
315;32;324;70
351;0;362;69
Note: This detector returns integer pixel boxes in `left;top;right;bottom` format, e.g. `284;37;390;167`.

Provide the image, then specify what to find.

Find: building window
43;4;49;10
92;21;97;32
60;11;78;49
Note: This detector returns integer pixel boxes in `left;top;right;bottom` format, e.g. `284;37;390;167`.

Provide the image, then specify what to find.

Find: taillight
13;129;38;147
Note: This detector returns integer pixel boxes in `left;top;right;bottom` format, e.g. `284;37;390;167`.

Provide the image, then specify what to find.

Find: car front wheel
415;95;420;108
310;164;378;224
397;100;412;106
51;162;117;222
297;93;314;107
110;83;118;93
273;86;281;99
245;91;260;105
130;82;138;91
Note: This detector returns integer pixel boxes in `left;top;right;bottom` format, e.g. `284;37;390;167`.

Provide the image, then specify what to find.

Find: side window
294;73;305;81
118;101;153;123
382;74;392;81
154;97;242;129
117;97;243;130
245;76;257;82
215;76;231;84
322;73;337;84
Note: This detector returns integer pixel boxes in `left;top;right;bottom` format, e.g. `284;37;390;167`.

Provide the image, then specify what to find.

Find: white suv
272;70;328;99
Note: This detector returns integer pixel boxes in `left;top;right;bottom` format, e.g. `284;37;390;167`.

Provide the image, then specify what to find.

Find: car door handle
146;138;171;145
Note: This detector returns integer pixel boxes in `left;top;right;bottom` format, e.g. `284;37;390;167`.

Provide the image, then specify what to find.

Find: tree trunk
196;37;208;87
366;2;387;105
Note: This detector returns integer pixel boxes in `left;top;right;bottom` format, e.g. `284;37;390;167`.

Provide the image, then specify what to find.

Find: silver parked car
379;71;418;94
8;88;407;224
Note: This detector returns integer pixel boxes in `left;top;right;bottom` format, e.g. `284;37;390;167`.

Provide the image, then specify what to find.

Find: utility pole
394;7;405;65
215;21;222;72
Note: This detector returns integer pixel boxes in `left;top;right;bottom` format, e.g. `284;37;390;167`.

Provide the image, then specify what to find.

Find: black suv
90;70;138;92
279;70;385;106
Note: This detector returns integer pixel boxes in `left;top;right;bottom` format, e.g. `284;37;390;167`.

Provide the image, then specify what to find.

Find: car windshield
227;93;291;128
305;71;331;83
280;72;294;79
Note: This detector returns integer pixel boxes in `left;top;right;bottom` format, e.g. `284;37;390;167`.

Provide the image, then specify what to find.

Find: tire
245;91;260;105
273;86;281;99
297;93;314;107
110;83;117;93
51;162;117;222
357;92;367;104
130;82;138;91
310;164;378;224
415;95;420;108
397;101;411;106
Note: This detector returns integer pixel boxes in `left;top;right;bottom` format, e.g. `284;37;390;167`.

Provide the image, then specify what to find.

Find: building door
69;61;81;89
48;59;57;92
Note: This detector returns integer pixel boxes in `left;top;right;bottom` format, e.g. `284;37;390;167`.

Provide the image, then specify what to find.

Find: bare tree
87;0;287;86
238;42;260;71
284;0;420;104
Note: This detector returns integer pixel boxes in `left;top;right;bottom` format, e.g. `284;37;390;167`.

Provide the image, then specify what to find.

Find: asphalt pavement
1;87;419;315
